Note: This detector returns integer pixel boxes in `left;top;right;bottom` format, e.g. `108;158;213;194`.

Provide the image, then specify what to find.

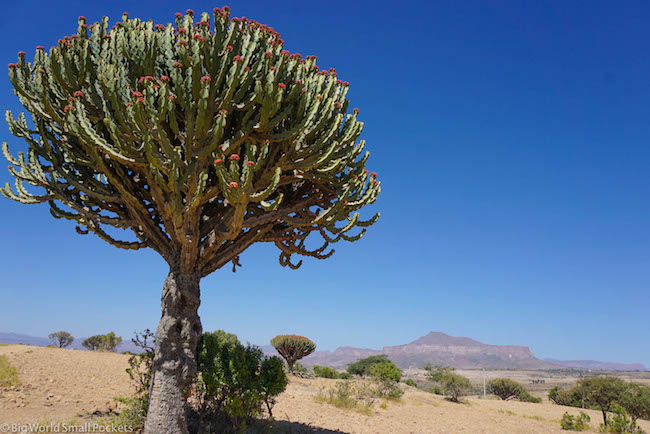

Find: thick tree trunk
144;269;202;434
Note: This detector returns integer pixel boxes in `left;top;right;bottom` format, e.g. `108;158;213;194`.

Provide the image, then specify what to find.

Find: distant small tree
424;364;471;403
574;377;627;426
101;332;123;352
560;411;591;431
347;355;392;376
259;356;289;418
270;335;316;373
487;378;525;400
313;365;340;379
82;335;105;351
369;361;403;398
620;383;650;423
48;331;74;348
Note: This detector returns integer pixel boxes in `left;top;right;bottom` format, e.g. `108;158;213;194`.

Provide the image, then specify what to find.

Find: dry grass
0;355;19;387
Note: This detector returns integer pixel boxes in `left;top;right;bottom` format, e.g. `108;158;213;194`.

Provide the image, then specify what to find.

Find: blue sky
1;0;649;366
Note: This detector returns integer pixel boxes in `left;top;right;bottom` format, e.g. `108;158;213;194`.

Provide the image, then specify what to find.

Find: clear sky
0;0;649;366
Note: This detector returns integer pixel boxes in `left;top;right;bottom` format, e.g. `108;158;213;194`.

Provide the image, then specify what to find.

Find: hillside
3;344;649;433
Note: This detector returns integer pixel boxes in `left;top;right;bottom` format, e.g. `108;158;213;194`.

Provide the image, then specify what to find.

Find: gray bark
144;270;202;434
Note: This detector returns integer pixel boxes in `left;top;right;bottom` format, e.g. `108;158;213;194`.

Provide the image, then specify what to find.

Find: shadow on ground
258;420;348;433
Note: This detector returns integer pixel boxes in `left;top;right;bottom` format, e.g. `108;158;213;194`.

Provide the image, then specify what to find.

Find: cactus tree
2;7;380;433
271;334;316;373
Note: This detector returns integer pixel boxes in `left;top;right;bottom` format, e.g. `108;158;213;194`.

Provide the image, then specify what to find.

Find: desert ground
1;344;649;433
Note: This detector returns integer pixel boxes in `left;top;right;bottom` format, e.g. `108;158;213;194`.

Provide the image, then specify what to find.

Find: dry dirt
1;344;649;433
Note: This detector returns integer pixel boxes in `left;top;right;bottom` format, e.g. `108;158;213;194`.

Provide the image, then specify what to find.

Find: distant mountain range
264;332;647;371
2;331;646;371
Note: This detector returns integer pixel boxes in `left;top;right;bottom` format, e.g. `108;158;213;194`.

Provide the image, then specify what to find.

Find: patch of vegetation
369;361;403;399
424;364;472;403
347;355;392;376
195;330;288;432
314;382;375;415
0;355;19;387
560;411;591;431
403;378;417;387
82;332;122;351
313;365;341;379
600;405;645;434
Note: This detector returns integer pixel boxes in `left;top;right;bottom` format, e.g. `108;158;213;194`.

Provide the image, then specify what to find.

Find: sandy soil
1;345;649;433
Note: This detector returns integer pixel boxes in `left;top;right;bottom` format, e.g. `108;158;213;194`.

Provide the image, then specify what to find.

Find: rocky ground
1;344;649;433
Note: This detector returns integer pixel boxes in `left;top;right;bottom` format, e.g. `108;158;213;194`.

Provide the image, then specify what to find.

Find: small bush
347;355;392;376
560;411;591;431
313;365;340;379
314;381;375;415
0;355;19;387
338;372;353;380
369;362;403;399
431;386;443;395
487;378;525;400
424;364;471;403
196;330;288;431
519;391;542;403
48;331;74;348
620;383;650;423
404;378;417;387
292;362;308;374
601;405;644;433
549;386;584;407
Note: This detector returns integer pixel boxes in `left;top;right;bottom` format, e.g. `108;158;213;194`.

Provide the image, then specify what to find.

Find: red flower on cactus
246;161;255;167
73;91;84;98
196;20;209;27
229;182;238;188
18;51;25;56
229;154;240;161
36;45;44;50
301;89;307;94
243;66;250;72
7;63;16;68
270;66;276;71
219;109;228;115
295;80;302;85
193;34;206;41
178;40;188;47
231;17;241;23
281;50;289;56
225;45;233;52
63;105;74;113
160;75;170;82
132;91;143;98
186;9;194;15
175;12;182;18
126;102;133;107
264;51;273;59
343;81;350;86
318;70;327;76
136;97;145;104
353;108;359;114
78;16;86;21
173;62;183;68
334;102;342;109
178;28;187;34
103;35;111;39
371;179;378;184
313;65;319;71
214;158;223;164
233;55;243;62
168;95;176;101
155;24;165;31
201;76;211;84
370;172;377;178
223;6;230;12
38;68;45;73
278;83;286;89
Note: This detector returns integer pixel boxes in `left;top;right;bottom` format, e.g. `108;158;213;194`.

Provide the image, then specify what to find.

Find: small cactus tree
271;334;316;372
48;331;74;348
2;7;380;434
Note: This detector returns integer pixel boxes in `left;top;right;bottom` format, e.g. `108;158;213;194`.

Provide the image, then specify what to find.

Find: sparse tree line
550;377;650;432
47;331;123;352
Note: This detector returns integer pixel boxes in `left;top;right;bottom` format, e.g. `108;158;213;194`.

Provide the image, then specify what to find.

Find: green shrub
48;331;74;348
0;355;19;387
270;335;316;373
431;386;443;395
292;362;308;374
519;391;542;403
338;372;353;380
620;383;650;423
313;365;340;379
601;405;644;433
369;361;403;399
347;355;392;376
196;330;288;431
404;378;417;387
487;378;525;400
81;335;104;351
440;372;472;403
549;386;584;407
560;411;591;431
